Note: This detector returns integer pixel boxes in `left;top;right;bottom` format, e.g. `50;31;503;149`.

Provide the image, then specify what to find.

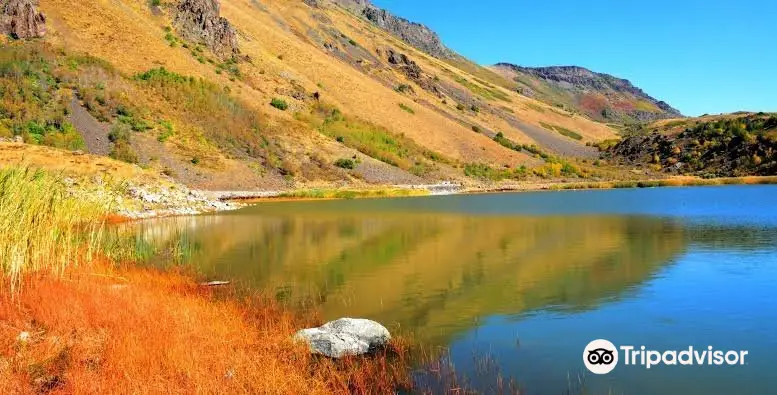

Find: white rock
17;331;31;343
294;318;391;358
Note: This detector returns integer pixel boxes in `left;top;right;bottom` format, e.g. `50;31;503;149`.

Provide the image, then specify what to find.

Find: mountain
0;0;624;190
491;63;683;125
326;1;682;126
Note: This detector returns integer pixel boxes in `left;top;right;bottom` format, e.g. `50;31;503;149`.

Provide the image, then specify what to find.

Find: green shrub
395;84;412;94
270;98;289;111
108;124;138;164
157;120;174;142
334;158;356;169
398;103;415;114
540;122;582;140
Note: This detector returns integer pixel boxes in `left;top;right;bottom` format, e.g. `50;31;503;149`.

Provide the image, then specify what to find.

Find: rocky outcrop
494;63;683;124
294;318;391;358
1;0;46;39
604;114;777;177
174;0;239;59
384;48;442;97
332;0;454;59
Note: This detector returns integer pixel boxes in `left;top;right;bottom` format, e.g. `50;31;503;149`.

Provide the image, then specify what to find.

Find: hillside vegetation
603;113;777;177
1;0;620;190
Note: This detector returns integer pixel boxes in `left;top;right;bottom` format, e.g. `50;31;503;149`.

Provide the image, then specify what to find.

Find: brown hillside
11;0;619;189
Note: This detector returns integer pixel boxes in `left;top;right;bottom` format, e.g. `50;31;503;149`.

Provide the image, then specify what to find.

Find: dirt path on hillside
68;96;111;155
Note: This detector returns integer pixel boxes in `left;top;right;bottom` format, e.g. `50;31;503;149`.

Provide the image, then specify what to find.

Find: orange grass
0;262;412;394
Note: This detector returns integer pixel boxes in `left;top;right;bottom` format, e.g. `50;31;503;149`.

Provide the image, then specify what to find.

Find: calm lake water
118;185;777;394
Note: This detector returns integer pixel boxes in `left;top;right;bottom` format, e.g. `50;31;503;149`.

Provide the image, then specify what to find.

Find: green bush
395;84;412;94
540;122;582;140
334;158;356;170
398;103;415;114
270;98;289;111
157;120;174;142
108;124;138;164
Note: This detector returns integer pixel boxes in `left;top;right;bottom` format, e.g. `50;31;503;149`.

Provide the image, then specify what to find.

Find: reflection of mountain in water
113;212;689;345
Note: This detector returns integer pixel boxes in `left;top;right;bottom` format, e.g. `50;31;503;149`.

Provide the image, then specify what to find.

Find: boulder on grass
294;318;391;359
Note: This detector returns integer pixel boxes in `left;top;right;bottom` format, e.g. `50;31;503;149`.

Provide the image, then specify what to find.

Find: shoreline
208;175;777;204
88;175;777;224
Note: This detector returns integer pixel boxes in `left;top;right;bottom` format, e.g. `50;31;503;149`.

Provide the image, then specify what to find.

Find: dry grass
0;166;414;393
277;187;429;200
0;263;413;394
0;143;169;187
0;167;106;292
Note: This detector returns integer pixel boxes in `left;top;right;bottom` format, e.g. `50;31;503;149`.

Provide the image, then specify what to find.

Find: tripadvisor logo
584;339;618;374
583;339;749;374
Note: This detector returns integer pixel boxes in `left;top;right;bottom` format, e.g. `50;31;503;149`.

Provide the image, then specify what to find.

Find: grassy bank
0;167;106;292
0;166;414;393
275;187;429;200
250;175;777;204
543;175;777;191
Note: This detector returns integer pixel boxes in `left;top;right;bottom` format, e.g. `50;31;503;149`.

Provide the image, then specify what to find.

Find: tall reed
0;167;106;292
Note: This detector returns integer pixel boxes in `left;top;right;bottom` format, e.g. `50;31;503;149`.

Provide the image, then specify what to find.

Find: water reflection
113;211;687;346
110;187;777;394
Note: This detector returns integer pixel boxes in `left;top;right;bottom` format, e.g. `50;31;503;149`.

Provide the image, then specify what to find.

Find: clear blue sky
371;0;777;116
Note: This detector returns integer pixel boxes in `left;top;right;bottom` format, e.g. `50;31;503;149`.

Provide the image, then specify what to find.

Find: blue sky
371;0;777;116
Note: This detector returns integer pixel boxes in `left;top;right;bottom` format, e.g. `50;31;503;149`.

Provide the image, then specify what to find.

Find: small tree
270;98;288;111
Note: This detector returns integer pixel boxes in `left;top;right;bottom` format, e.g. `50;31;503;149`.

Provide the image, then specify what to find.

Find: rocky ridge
494;63;683;124
382;47;442;97
174;0;240;58
331;0;454;59
1;0;46;39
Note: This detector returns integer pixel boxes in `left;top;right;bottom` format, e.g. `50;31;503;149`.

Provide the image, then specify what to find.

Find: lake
117;185;777;394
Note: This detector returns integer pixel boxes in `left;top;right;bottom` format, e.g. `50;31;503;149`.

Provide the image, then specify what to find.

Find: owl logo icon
587;348;615;365
584;339;618;374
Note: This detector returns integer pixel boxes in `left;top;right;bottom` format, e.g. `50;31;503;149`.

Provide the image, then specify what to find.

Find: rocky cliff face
331;0;454;59
383;48;442;97
494;63;682;124
1;0;46;39
174;0;239;59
